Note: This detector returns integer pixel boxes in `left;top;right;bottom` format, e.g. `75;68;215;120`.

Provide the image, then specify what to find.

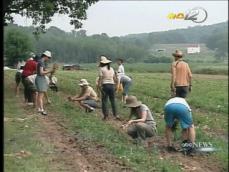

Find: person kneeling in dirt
163;97;196;153
68;79;98;112
123;96;157;146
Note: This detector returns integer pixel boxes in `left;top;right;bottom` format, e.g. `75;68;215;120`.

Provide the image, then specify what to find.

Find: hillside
4;21;228;64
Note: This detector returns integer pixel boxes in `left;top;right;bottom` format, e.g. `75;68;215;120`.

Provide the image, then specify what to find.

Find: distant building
187;45;200;54
62;64;81;70
156;49;166;52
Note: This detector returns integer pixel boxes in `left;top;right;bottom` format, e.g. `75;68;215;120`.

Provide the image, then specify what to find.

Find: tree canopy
4;0;98;34
4;28;34;65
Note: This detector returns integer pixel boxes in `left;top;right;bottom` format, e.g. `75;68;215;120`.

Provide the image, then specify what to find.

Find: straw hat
125;96;142;108
172;50;183;58
100;56;112;64
79;79;89;86
30;52;35;58
42;50;52;58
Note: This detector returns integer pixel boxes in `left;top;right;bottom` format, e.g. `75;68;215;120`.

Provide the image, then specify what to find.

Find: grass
4;72;62;172
47;93;182;172
53;69;228;170
4;67;228;171
78;62;228;75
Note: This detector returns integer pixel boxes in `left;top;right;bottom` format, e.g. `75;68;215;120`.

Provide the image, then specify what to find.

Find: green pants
127;122;156;140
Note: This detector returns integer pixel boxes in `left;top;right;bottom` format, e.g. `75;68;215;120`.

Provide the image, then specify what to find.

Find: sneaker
88;107;95;112
41;111;48;116
114;115;121;121
38;109;43;113
27;102;34;106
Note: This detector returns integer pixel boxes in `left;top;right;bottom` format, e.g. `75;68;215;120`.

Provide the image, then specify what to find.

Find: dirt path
21;107;133;172
14;84;225;172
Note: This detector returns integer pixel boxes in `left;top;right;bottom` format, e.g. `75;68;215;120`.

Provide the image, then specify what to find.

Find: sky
12;1;228;37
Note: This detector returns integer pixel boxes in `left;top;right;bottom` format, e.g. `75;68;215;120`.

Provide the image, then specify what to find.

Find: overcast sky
13;1;228;37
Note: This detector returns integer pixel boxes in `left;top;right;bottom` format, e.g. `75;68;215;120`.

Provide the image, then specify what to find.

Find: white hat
79;79;89;86
43;50;52;58
100;56;112;64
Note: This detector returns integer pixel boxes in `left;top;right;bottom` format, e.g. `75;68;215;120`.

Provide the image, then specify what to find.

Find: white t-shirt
99;66;115;84
165;97;191;111
117;64;125;75
27;74;37;84
27;74;50;85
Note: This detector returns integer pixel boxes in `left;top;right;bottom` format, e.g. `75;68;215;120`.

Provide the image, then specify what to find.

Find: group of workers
15;49;195;154
15;51;57;115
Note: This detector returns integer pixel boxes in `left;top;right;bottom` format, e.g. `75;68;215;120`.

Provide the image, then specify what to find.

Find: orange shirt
171;60;192;86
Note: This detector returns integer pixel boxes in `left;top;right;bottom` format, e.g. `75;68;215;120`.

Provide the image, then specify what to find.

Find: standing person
21;53;38;104
15;61;24;96
170;50;192;98
98;56;120;120
116;58;125;76
163;97;196;153
24;74;38;107
68;79;98;112
117;73;132;104
35;51;53;115
123;96;157;146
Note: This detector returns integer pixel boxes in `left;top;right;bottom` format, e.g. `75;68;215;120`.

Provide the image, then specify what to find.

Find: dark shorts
164;103;193;129
25;78;37;93
15;72;22;85
82;99;98;108
176;86;189;98
122;80;132;96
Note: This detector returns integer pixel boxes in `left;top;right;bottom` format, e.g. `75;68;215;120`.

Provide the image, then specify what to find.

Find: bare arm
39;66;53;75
127;110;147;125
187;64;192;86
71;93;88;101
170;63;176;90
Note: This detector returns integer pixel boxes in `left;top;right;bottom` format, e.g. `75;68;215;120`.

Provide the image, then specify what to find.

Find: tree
4;29;34;65
4;0;98;34
205;30;228;60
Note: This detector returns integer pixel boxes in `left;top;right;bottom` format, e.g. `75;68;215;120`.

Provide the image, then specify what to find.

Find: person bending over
163;96;196;153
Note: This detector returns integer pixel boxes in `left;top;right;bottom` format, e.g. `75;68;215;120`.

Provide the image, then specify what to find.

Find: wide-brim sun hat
125;96;142;108
43;50;52;58
79;79;89;86
172;50;183;57
100;56;112;64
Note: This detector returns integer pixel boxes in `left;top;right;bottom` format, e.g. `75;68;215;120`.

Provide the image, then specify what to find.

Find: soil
18;93;225;172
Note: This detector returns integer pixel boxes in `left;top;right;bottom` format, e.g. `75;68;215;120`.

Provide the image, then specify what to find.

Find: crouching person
164;97;196;153
124;96;157;146
68;79;98;112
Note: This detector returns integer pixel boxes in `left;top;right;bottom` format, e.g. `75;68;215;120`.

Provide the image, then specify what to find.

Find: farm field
4;68;228;172
80;62;228;75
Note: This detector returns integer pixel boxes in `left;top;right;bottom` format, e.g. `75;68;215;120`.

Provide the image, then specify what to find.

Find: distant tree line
4;22;228;66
